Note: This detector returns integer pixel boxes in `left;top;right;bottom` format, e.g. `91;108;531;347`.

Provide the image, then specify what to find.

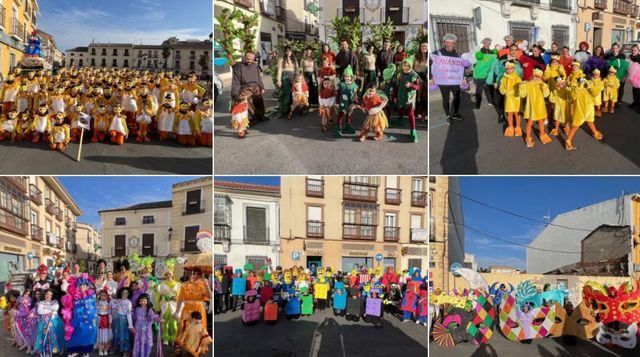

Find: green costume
278;71;295;116
336;65;358;135
607;56;629;80
300;287;314;315
396;71;419;109
473;50;498;80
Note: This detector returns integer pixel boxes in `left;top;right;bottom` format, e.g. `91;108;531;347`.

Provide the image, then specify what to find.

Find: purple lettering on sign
431;54;466;86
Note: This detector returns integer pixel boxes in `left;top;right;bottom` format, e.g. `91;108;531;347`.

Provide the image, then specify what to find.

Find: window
383;257;396;270
138;50;143;57
184;225;200;251
214;195;232;225
142;233;154;256
45;219;51;233
510;21;535;44
246;256;268;269
408;258;422;270
30;210;38;225
184;189;203;215
91;48;96;55
91;59;95;66
341;257;373;272
432;15;474;53
114;234;126;257
124;49;129;56
175;50;181;59
342;202;378;239
112;59;117;67
142;215;154;224
101;49;107;56
124;59;129;67
175;60;180;68
552;25;570;48
101;59;106;67
79;59;83;67
245;206;267;243
306;206;323;238
113;49;118;56
115;217;126;225
153;60;157;67
190;61;195;70
411;214;423;229
214;254;227;266
305;176;324;197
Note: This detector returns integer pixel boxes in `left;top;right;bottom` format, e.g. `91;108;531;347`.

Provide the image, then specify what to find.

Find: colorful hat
401;55;414;67
343;65;354;78
533;68;544;78
609;66;617;73
504;61;515;69
550;55;560;62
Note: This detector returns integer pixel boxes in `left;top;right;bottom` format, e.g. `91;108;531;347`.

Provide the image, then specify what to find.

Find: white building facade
214;182;280;270
430;0;577;53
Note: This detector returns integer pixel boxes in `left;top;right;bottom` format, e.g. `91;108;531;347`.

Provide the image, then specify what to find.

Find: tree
366;18;397;49
328;16;362;50
215;8;259;66
198;54;209;75
406;26;428;55
162;46;171;70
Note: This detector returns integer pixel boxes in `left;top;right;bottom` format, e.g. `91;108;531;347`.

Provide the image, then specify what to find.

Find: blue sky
215;176;281;186
59;176;204;229
38;0;212;50
460;177;640;270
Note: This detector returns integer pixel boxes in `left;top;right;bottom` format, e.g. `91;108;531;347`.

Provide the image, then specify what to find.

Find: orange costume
359;91;389;141
176;279;210;345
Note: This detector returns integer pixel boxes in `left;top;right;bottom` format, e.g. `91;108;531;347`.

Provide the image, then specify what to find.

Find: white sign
411;228;428;242
78;113;91;130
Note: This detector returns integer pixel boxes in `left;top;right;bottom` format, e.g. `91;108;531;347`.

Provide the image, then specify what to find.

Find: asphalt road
214;75;428;175
429;330;640;357
430;82;640;174
0;136;212;175
214;308;428;357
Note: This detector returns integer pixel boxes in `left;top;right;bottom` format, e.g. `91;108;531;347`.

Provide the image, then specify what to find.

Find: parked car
622;41;640;55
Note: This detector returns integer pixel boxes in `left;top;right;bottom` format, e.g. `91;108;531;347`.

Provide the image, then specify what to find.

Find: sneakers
410;129;418;143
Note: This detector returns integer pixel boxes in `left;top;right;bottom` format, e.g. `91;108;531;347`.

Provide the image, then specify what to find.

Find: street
214;308;428;357
0;138;212;175
429;331;640;357
429;82;640;174
214;75;428;175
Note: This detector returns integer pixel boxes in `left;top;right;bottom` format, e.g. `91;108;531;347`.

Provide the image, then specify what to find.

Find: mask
596;323;638;349
432;306;474;347
499;291;555;341
465;290;496;345
564;301;599;340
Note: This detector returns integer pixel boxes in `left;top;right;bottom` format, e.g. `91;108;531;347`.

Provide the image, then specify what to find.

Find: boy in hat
499;61;523;137
603;66;620;113
335;65;359;136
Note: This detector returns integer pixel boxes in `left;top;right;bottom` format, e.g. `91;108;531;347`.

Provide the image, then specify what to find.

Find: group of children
230;54;421;143
213;264;428;327
495;56;619;150
0;67;212;151
2;257;211;357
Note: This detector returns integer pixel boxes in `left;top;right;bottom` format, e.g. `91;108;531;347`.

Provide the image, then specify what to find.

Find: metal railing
550;0;571;10
306;178;324;197
0;6;5;29
54;207;63;221
182;200;206;215
383;226;400;241
614;0;631;15
306;221;324;238
214;225;231;242
10;18;22;41
234;0;254;9
45;198;55;215
29;184;42;205
5;176;26;190
31;224;43;241
0;210;27;235
594;0;607;10
244;225;269;243
343;223;376;240
411;191;428;207
343;182;378;202
142;217;155;224
385;188;401;205
512;0;540;5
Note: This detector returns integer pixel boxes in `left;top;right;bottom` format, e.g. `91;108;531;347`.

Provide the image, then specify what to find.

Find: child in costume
591;69;605;118
358;82;389;141
111;288;134;356
34;290;65;357
313;270;329;310
1;73;20;113
285;288;301;320
241;289;260;325
49;111;70;151
69;103;87;142
173;101;197;145
16;82;31;118
196;98;213;146
97;290;112;356
549;77;570;137
318;57;336;85
64;274;97;357
333;282;347;316
131;294;160;357
231;269;246;311
230;92;249;139
364;288;383;326
346;287;363;321
401;283;418;322
0;107;18;141
566;77;604;150
289;73;309;119
264;297;279;324
603;66;620;113
157;268;180;346
416;290;429;327
135;86;157;143
394;57;420;142
14;292;36;353
175;311;211;357
318;77;337;133
48;86;67;115
30;103;51;143
335;65;359;136
518;68;552;148
92;104;111;142
109;103;129;145
499;61;522;137
157;94;176;140
180;72;206;111
300;286;314;316
120;80;138;135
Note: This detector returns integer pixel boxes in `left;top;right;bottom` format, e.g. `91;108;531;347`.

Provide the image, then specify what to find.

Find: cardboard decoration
260;286;273;305
499;291;556;341
365;297;383;316
314;283;329;300
596;323;638;349
264;301;278;322
516;280;567;309
549;302;567;337
432;306;474;347
563;301;599;340
583;279;640;325
465;290;496;345
451;267;489;292
489;282;514;306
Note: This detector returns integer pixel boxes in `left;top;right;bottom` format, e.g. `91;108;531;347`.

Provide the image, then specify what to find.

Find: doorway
306;256;322;270
593;27;602;47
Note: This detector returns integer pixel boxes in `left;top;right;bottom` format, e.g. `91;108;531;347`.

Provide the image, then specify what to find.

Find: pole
76;127;84;162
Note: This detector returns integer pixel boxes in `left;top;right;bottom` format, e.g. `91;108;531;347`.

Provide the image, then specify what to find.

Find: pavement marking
340;334;346;357
309;319;322;357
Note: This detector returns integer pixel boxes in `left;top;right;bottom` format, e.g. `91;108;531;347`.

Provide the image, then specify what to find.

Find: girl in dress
111;287;134;357
14;291;36;353
64;274;97;357
34;290;65;357
132;294;161;357
230;93;249;139
358;82;389;141
318;78;337;133
96;290;112;356
289;73;309;119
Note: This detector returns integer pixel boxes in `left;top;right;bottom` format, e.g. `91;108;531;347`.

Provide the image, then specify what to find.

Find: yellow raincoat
549;86;570;124
603;74;620;102
518;79;549;120
499;72;522;113
570;81;599;127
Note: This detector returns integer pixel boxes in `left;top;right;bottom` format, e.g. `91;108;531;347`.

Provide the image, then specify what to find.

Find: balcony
234;0;254;9
46;232;57;246
57;238;64;250
512;0;540;6
410;228;427;243
244;226;269;244
65;216;72;227
0;209;27;235
383;226;400;241
550;0;571;11
305;23;319;36
10;18;22;41
306;178;324;197
306;221;324;238
31;224;43;241
594;0;607;10
343;182;378;202
29;184;42;205
385;6;409;24
337;7;365;23
66;241;76;254
0;6;5;31
4;177;26;191
385;188;401;205
214;225;231;242
54;207;63;222
343;223;376;240
182;200;205;215
411;191;428;207
276;5;286;21
614;0;631;15
45;198;55;215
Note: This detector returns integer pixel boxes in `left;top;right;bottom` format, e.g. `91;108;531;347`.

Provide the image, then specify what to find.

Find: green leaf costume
396;71;419;109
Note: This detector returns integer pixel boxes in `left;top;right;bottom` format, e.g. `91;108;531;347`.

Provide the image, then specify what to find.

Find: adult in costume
156;261;181;345
64;274;97;357
34;290;65;357
231;52;266;123
174;268;210;354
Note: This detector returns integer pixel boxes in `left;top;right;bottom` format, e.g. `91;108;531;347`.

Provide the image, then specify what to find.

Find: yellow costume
175;318;212;357
603;74;620;102
567;67;585;88
176;279;210;341
591;77;605;107
518;80;549;120
549;86;570;124
570;81;598;127
543;62;566;91
499;72;522;113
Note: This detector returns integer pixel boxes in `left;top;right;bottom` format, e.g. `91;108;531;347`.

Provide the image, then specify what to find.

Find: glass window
0;253;23;281
384;213;397;227
307;206;322;221
343;207;355;224
411;214;422;228
341;257;373;272
408;258;422;270
382;257;396;270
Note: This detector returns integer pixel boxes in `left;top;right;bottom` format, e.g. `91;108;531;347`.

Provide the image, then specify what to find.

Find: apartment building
35;29;63;69
279;176;428;274
75;222;101;273
283;0;320;41
0;0;39;76
577;0;640;49
214;181;280;269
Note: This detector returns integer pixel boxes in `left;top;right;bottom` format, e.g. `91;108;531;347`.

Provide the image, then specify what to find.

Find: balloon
460;81;470;90
628;62;640;88
461;59;471;67
429;83;439;92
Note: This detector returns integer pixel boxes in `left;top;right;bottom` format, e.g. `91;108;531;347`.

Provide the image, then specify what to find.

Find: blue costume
66;279;98;354
333;282;347;311
285;288;301;317
25;34;42;57
34;300;65;357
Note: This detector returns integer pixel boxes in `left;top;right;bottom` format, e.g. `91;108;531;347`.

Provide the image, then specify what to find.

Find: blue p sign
292;251;300;261
375;253;383;261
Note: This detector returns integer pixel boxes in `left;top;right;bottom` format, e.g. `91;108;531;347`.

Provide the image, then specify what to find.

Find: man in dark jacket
377;39;395;80
231;51;266;122
430;33;463;123
335;40;358;78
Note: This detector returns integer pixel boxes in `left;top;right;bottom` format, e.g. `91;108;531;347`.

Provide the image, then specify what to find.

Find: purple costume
14;296;36;350
132;307;160;357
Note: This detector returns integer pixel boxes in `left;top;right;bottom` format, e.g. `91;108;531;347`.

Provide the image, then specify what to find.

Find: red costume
321;51;336;66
